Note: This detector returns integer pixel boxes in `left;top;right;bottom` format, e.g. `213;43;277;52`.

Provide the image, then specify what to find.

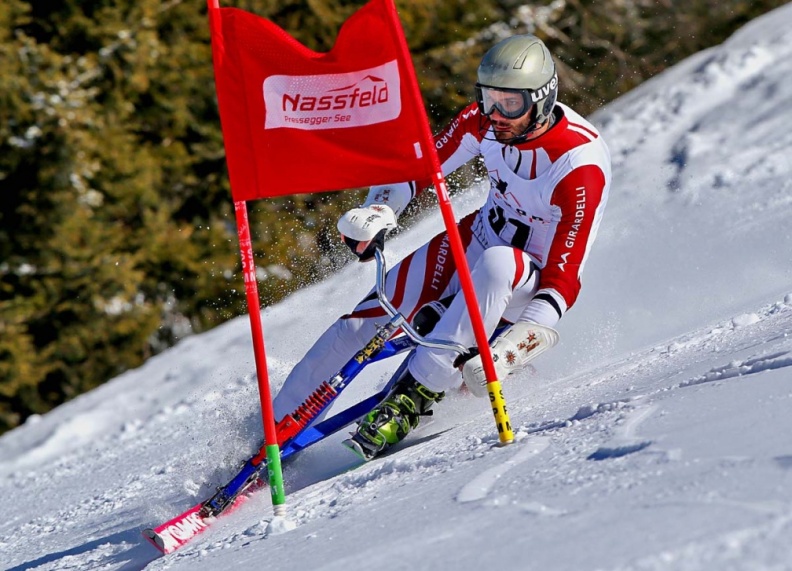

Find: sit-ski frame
199;249;469;517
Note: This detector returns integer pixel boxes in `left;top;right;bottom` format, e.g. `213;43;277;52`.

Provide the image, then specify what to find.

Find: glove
461;322;559;398
337;204;397;262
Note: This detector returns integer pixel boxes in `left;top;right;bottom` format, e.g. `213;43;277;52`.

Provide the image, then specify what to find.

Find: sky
3;3;792;570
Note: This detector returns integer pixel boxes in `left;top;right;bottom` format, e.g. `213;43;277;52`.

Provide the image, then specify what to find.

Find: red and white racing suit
273;102;611;417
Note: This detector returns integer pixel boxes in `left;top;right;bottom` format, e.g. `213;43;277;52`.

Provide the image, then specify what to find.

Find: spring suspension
275;381;338;445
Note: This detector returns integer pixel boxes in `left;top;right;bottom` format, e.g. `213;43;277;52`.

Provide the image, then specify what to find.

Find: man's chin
494;130;519;144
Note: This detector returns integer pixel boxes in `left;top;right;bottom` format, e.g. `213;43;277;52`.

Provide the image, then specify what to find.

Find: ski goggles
475;84;533;119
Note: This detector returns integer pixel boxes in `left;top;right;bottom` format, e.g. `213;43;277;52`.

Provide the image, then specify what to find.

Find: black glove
342;228;387;262
337;205;397;262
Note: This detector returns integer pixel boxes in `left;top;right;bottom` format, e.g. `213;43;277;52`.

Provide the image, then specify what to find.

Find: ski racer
273;34;612;461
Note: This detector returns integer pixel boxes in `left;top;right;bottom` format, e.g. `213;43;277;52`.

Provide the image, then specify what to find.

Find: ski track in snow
679;350;792;388
587;405;656;461
456;436;550;503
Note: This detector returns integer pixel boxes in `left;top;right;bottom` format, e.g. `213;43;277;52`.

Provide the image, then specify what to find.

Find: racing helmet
476;35;558;131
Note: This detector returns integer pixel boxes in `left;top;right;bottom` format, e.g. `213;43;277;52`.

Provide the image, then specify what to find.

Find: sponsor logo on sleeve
558;185;586;272
263;60;402;130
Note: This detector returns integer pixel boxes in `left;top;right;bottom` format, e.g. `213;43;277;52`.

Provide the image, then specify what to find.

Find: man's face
489;105;535;144
476;86;541;144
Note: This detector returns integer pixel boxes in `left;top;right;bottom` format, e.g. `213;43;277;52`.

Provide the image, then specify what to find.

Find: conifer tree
0;0;787;434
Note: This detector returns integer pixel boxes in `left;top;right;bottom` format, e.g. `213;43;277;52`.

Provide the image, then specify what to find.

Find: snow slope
3;4;792;570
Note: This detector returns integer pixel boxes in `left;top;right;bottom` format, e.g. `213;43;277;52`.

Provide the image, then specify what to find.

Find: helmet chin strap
508;120;543;145
517;105;559;142
504;114;551;145
480;106;554;145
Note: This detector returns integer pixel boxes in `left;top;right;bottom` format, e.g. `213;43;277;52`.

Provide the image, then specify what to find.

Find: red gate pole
383;0;513;444
233;200;287;511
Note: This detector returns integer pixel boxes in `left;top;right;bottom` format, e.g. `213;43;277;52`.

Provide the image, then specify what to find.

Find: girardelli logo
264;60;402;131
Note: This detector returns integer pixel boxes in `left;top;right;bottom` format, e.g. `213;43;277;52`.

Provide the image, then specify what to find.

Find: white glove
337;204;397;261
462;322;559;398
363;183;414;217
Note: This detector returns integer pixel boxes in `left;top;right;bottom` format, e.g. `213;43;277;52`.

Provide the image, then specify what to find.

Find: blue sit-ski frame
201;250;477;516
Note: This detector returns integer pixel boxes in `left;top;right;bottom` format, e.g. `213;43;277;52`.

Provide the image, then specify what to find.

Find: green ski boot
343;373;444;461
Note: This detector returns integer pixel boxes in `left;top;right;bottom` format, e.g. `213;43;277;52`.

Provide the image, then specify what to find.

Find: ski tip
342;438;373;462
142;528;166;553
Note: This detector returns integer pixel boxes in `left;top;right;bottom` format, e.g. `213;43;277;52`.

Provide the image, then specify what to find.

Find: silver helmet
475;35;558;131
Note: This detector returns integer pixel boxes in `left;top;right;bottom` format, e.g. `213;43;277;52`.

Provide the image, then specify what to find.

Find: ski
142;493;253;554
141;250;469;554
142;354;409;554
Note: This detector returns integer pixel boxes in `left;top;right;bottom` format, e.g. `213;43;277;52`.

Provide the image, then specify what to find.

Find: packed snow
3;4;792;570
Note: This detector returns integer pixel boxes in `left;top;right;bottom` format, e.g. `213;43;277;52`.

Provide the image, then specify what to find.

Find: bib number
487;205;532;250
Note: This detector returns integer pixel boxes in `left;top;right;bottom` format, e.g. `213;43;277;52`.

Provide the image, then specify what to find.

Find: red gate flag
208;0;435;200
